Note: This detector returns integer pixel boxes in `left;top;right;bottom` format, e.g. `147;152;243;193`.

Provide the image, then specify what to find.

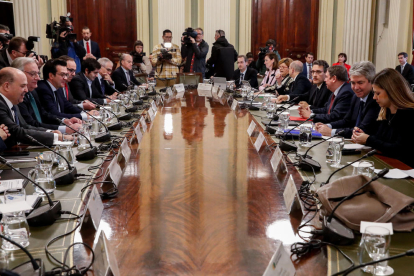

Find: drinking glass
299;122;313;147
266;103;276;118
353;161;375;178
326;141;334;164
30;164;56;195
331;137;345;168
363;226;393;275
78;126;91;151
56;145;76;171
261;96;270;111
39;151;55;167
241;87;248;98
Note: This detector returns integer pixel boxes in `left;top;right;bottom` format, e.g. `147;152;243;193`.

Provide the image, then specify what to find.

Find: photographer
130;40;152;75
51;19;86;73
181;28;209;78
151;29;182;87
0;24;12;50
255;39;281;75
0;37;44;70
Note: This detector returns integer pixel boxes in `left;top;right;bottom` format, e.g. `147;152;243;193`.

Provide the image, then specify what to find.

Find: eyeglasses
279;65;288;69
311;70;323;74
67;68;76;73
23;71;41;78
14;50;28;56
56;73;69;78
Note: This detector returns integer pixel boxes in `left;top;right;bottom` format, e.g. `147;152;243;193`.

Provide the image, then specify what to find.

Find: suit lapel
0;95;12;118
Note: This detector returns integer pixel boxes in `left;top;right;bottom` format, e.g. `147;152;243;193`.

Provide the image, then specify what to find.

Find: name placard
176;91;185;99
283;175;304;214
231;100;238;111
85;186;104;230
167;87;173;96
197;83;212;90
134;124;143;143
151;100;157;112
148;108;155;122
218;88;224;98
120;138;131;163
263;242;296;276
270;147;283;173
140;117;147;132
247;120;256;137
108;155;122;186
212;86;218;94
174;83;185;93
92;231;121;276
254;132;265;152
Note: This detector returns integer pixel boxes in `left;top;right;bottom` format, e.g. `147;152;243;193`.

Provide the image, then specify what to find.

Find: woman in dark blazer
352;68;414;167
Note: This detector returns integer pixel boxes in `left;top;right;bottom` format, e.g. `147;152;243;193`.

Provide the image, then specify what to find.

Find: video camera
0;33;13;43
259;45;274;57
132;52;146;64
182;27;198;45
46;13;77;42
26;36;48;62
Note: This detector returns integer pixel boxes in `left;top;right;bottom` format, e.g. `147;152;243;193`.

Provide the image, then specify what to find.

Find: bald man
0;67;71;148
286;60;312;96
112;54;141;92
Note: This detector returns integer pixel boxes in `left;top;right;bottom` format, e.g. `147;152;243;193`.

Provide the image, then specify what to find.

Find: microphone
121;83;145;103
109;83;138;111
279;115;315;152
320;168;389;245
322;149;377;185
247;90;264;111
57;119;97;161
90;101;122;130
264;97;300;132
83;110;111;142
275;96;300;112
0;233;45;274
100;98;132;121
0;156;62;227
26;135;77;185
297;130;345;172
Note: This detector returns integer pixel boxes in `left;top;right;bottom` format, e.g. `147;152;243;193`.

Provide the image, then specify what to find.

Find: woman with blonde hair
275;57;294;95
352;68;414;167
258;52;280;91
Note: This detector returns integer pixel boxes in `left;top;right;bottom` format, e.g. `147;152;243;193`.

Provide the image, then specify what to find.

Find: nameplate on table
174;83;185;93
176;91;185;99
120;138;131;163
92;231;120;276
247;120;257;137
140;117;147;133
167;87;173;96
283;175;304;215
108;155;122;186
148;108;155;122
0;179;24;193
231;100;238;111
0;201;32;214
262;241;296;276
212;86;218;95
254;132;265;152
151;100;158;112
360;221;394;235
270;147;283;172
218;88;224;98
134;125;143;143
85;185;104;230
198;83;212;90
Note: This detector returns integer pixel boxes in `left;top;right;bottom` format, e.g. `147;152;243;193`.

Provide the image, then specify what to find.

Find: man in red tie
79;26;101;60
298;65;353;123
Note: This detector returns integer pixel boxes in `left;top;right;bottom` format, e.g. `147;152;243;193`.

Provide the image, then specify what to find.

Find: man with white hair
94;57;117;97
112;53;141;91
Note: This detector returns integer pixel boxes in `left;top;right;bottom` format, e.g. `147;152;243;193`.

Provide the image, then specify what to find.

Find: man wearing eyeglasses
0;37;44;70
13;57;82;133
95;58;117;98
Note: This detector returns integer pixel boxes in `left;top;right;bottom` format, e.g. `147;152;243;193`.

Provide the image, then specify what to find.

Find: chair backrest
175;73;203;85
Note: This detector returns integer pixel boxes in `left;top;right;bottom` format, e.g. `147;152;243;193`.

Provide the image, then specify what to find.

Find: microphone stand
58;119;97;161
90;101;123;130
121;83;145;104
101;97;133;120
247;90;264;111
279;115;315;152
264;97;300;133
0;156;62;227
109;84;138;112
321;168;389;246
26;135;77;186
83;110;111;142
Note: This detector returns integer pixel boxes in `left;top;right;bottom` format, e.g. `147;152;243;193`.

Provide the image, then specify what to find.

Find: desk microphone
279;115;315;152
90;101;123;130
26;135;77;185
0;233;45;275
297;130;345;172
109;84;138;111
0;156;62;227
275;96;300;112
84;111;111;142
264;97;300;133
101;98;133;121
248;90;264;111
320;168;389;245
321;149;377;185
121;83;145;103
57;119;97;161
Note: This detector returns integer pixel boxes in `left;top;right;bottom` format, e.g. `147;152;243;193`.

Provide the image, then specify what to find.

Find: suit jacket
395;64;414;85
69;73;105;105
18;90;59;130
0;137;6;151
0;48;10;70
78;40;101;59
312;82;354;123
112;66;141;91
63;83;81;105
330;92;380;138
300;62;312;79
37;80;83;119
292;82;331;109
206;36;238;80
289;74;312;96
0;96;54;148
94;77;117;96
232;67;258;88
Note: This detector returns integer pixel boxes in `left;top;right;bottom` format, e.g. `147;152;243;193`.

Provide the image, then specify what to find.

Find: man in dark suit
395;52;414;85
37;59;97;120
78;26;101;59
69;58;109;105
299;65;353;123
0;124;10;151
300;52;314;81
12;57;82;133
95;57;117;97
0;37;44;70
0;67;71;148
315;61;380;138
232;55;258;88
112;54;141;91
275;60;331;109
285;60;312;96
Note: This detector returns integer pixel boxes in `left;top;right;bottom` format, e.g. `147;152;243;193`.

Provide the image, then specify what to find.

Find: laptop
213;77;227;90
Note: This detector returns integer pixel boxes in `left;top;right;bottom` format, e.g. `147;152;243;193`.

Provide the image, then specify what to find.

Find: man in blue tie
315;61;380;138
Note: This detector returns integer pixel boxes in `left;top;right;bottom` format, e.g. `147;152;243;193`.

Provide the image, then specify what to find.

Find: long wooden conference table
3;88;414;275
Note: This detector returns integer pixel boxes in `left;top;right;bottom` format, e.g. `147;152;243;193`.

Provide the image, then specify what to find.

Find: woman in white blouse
259;52;281;91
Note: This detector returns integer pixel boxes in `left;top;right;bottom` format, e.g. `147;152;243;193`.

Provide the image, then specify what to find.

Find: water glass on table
353;161;375;178
331;137;345;168
266;103;276;118
30;164;56;195
299;122;313;147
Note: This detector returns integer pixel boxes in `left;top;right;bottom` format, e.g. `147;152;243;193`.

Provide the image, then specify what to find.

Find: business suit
330;92;380;138
289;74;312;96
18;90;59;130
232;67;258;88
312;82;354;123
301;62;312;79
112;66;141;92
291;82;331;109
0;48;10;70
37;80;83;119
78;40;101;59
395;63;414;85
0;95;54;148
0;137;6;151
94;76;117;96
69;73;105;105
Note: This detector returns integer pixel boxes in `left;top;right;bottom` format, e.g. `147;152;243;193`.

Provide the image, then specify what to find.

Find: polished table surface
96;90;326;275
